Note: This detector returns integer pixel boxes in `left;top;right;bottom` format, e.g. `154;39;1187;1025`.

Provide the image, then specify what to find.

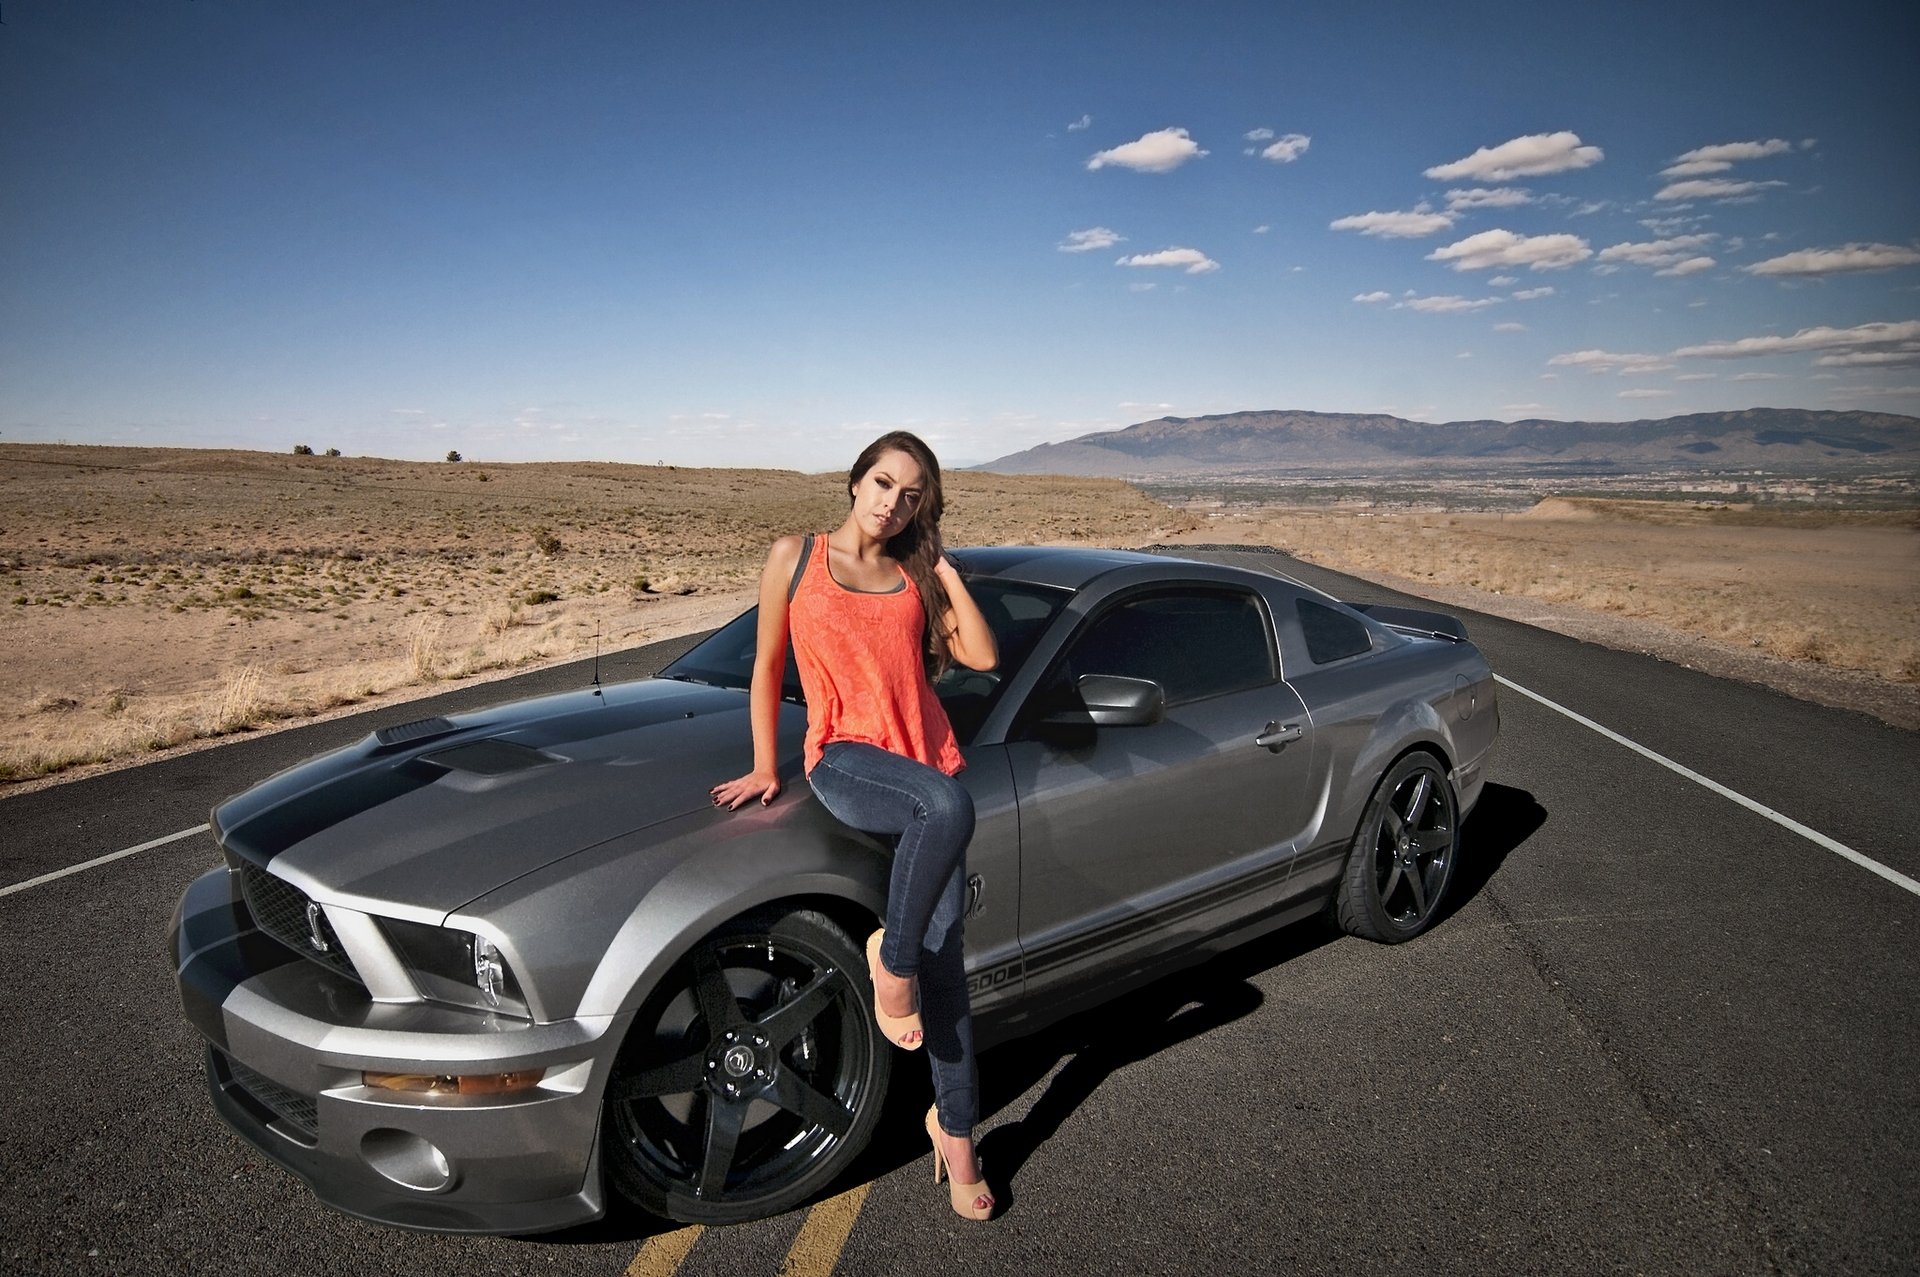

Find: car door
1004;584;1317;1005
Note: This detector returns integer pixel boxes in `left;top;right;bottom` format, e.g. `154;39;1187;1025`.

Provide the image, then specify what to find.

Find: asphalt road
2;548;1915;1276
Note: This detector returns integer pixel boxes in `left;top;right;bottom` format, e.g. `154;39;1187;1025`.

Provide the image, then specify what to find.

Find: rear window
1297;599;1372;665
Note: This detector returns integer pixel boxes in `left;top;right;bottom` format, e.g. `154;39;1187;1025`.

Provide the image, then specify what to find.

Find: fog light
360;1128;453;1192
363;1068;545;1096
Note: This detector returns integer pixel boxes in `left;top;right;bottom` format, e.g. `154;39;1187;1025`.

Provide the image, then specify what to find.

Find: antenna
591;623;603;690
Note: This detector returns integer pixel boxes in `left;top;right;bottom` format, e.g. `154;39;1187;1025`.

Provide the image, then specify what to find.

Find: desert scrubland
2;443;1915;788
0;445;1179;784
1174;497;1920;727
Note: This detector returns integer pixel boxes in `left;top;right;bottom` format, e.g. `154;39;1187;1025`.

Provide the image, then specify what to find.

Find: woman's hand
710;770;782;810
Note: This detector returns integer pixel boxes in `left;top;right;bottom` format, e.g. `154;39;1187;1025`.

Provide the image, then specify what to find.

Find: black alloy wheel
1335;752;1459;943
604;906;889;1223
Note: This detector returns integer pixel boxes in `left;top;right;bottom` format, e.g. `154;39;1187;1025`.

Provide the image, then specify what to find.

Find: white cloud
1661;138;1794;178
1488;275;1517;287
1258;132;1311;163
1425;131;1603;182
1088;127;1207;173
1511;286;1555;300
1674;320;1920;359
1252;224;1270;234
1493;322;1527;332
1068;114;1092;132
1445;187;1533;210
1744;243;1920;277
1657;256;1716;277
1813;347;1920;367
1674;373;1718;381
1596;234;1717;268
1548;349;1673;373
1654;177;1787;202
1059;226;1125;253
1397;294;1503;313
1640;215;1705;235
1329;209;1455;238
1428;229;1592;272
1619;388;1674;399
1128;282;1158;292
1505;403;1549;412
1353;291;1393;303
1731;372;1788;381
1116;247;1220;274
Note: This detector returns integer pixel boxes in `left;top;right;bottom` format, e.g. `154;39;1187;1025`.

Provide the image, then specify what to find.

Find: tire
603;905;890;1223
1334;752;1460;943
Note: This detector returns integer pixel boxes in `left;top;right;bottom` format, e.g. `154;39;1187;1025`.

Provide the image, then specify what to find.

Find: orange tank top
788;535;964;777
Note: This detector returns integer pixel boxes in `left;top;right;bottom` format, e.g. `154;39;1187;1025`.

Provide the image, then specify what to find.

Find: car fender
1332;692;1457;841
575;817;889;1020
451;792;888;1024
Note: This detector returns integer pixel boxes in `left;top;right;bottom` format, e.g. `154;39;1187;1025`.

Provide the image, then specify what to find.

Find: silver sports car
170;546;1497;1233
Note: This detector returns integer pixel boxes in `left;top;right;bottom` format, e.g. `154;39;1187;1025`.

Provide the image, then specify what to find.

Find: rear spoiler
1348;603;1468;642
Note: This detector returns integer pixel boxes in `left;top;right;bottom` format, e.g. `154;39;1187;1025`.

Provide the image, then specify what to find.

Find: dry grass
1179;498;1920;684
0;444;1185;783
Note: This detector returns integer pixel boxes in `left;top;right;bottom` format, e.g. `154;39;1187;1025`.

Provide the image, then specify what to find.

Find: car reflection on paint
170;546;1497;1232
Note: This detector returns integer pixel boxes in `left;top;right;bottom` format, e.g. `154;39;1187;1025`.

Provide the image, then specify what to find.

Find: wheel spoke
756;968;841;1049
695;1093;749;1198
690;944;747;1033
1382;805;1407;845
768;1069;853;1138
1401;774;1432;829
611;1048;707;1100
1415;829;1453;858
1404;862;1431;918
1379;860;1404;906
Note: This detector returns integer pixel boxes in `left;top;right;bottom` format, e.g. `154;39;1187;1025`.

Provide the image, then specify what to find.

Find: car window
660;577;1071;745
1297;599;1373;664
1042;587;1275;708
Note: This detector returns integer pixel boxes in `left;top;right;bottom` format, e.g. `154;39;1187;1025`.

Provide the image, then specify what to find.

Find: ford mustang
169;545;1497;1233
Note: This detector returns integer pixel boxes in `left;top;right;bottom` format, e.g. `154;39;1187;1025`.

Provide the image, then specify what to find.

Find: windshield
660;576;1072;745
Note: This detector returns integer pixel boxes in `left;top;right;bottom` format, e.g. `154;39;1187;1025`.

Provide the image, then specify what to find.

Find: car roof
951;544;1204;591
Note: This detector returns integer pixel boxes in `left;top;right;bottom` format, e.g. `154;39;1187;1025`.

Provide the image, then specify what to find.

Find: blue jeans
808;740;978;1136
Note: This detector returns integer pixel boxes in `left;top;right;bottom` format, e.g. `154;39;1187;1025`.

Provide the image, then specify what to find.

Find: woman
709;431;1000;1221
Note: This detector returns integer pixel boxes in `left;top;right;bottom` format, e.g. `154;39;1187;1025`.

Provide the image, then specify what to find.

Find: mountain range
975;408;1920;476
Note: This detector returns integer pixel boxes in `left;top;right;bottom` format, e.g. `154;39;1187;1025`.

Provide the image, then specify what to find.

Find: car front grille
235;861;363;985
219;1052;319;1141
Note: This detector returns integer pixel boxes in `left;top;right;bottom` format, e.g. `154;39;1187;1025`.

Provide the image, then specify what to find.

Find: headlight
380;919;530;1018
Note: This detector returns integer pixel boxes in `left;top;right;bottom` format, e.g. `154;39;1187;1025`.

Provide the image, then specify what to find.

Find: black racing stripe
1020;856;1297;979
220;761;442;862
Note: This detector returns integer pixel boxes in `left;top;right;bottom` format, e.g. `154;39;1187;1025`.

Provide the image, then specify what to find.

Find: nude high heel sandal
925;1105;994;1221
865;930;923;1050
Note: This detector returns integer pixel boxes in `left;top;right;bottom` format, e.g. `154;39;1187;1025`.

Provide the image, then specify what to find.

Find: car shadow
1433;782;1546;929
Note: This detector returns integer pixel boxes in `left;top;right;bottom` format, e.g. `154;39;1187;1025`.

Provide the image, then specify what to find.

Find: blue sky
3;0;1916;469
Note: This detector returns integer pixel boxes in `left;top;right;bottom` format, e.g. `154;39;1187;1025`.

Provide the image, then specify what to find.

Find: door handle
1255;722;1303;751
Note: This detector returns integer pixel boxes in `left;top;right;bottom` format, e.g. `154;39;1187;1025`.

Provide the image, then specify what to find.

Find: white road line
1496;674;1920;900
0;823;211;899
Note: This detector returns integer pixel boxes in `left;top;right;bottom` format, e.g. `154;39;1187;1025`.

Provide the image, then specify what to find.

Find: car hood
213;677;797;919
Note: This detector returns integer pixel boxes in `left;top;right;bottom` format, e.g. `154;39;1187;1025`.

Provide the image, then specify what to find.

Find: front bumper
171;865;630;1235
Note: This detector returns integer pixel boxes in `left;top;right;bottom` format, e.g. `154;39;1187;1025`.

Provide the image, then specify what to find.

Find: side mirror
1040;674;1166;728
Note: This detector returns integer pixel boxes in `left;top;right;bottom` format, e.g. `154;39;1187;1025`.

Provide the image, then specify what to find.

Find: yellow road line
777;1184;871;1277
625;1224;704;1277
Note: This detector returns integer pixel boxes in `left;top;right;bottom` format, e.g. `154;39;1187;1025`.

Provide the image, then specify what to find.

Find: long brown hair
848;431;953;678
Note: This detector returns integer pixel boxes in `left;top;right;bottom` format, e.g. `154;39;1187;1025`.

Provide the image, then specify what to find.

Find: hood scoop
371;715;461;751
419;739;559;777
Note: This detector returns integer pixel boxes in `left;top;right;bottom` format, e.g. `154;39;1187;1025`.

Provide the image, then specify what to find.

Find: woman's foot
865;930;923;1050
925;1106;993;1221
